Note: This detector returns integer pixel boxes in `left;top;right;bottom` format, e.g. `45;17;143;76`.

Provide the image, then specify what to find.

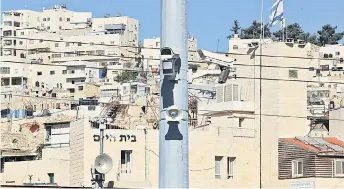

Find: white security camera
161;47;176;61
160;47;180;81
165;105;183;122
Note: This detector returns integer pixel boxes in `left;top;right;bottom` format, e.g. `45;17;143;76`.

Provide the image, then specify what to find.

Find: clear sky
2;0;344;52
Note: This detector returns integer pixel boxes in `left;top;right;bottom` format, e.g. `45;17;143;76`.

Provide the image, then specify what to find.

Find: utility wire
2;36;340;62
2;92;340;123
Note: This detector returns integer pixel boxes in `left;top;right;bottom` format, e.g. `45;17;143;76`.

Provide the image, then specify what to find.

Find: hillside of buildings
1;3;344;189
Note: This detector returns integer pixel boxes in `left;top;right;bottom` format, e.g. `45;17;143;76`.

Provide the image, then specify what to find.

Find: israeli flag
269;0;284;27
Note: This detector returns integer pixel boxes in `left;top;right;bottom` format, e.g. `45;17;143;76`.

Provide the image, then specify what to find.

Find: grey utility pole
92;119;106;189
159;0;189;188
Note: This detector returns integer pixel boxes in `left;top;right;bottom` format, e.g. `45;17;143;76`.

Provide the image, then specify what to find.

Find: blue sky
2;0;344;52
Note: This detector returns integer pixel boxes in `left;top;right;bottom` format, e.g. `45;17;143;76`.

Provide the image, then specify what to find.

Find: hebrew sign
93;134;137;142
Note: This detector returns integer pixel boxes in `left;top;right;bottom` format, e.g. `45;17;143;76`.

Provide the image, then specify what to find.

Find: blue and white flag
269;0;284;27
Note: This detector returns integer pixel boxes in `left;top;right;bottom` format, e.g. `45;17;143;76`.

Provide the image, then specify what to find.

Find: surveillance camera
161;47;176;61
165;105;183;122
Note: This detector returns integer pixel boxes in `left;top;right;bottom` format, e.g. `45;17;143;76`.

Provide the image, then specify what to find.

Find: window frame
289;70;298;79
292;159;303;178
215;156;223;179
334;160;344;177
120;150;132;174
227;157;235;179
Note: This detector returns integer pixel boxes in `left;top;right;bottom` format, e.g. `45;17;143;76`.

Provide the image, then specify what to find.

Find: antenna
28;175;33;183
94;153;113;174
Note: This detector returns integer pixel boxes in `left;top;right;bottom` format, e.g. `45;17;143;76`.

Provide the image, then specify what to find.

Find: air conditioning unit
285;38;294;44
297;39;306;47
216;83;239;103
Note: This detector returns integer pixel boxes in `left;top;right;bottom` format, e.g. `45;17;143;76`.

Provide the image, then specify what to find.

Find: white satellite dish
94;153;113;174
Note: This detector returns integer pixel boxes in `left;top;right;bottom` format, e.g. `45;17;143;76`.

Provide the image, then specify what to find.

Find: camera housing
160;47;180;81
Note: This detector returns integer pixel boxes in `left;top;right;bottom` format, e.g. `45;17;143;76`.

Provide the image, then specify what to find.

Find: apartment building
141;37;199;73
1;110;81;186
228;35;322;187
0;61;100;95
1;5;139;69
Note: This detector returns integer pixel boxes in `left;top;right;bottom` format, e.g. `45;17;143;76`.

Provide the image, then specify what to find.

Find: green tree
116;72;137;83
316;24;344;46
230;20;241;37
241;20;271;39
273;23;304;41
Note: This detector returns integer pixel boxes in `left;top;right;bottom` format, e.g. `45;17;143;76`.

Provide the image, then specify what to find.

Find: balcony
65;72;87;79
65;83;76;89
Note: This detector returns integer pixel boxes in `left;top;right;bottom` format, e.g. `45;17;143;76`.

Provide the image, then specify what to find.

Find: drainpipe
144;128;148;181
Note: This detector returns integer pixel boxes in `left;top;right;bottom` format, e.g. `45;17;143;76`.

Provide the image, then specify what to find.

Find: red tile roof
282;138;319;152
324;137;344;148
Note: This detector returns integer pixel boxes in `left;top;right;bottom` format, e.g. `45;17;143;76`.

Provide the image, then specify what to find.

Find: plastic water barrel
14;110;19;118
18;109;25;118
99;69;104;79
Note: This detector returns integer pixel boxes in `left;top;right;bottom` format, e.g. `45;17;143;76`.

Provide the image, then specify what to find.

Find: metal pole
94;119;106;189
159;0;189;188
100;128;104;154
259;0;264;188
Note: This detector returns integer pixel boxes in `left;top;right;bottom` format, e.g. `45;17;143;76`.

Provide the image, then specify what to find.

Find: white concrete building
1;61;100;97
1;5;139;69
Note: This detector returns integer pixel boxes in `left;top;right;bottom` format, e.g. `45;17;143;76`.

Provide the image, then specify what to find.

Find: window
47;17;50;21
59;26;62;30
292;160;303;177
335;160;344;176
289;70;298;79
21;32;24;35
71;80;75;84
47;26;50;30
0;67;10;74
67;18;70;22
37;71;42;76
215;156;223;179
78;86;83;91
55;43;59;47
227;157;235;179
62;70;67;74
52;54;61;58
43;18;46;21
110;41;114;44
239;118;244;128
121;150;132;174
39;39;43;43
233;45;239;50
35;81;40;87
336;52;340;56
48;173;54;184
50;71;55;75
59;17;62;21
78;42;82;46
46;127;52;142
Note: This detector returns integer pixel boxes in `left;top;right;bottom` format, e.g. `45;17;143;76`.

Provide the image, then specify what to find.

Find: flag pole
259;0;263;188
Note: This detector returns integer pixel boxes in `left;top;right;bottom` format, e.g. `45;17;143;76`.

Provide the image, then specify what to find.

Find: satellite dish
30;124;40;137
94;153;113;174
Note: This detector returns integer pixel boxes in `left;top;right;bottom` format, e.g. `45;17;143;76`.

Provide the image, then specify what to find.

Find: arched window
35;81;39;87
